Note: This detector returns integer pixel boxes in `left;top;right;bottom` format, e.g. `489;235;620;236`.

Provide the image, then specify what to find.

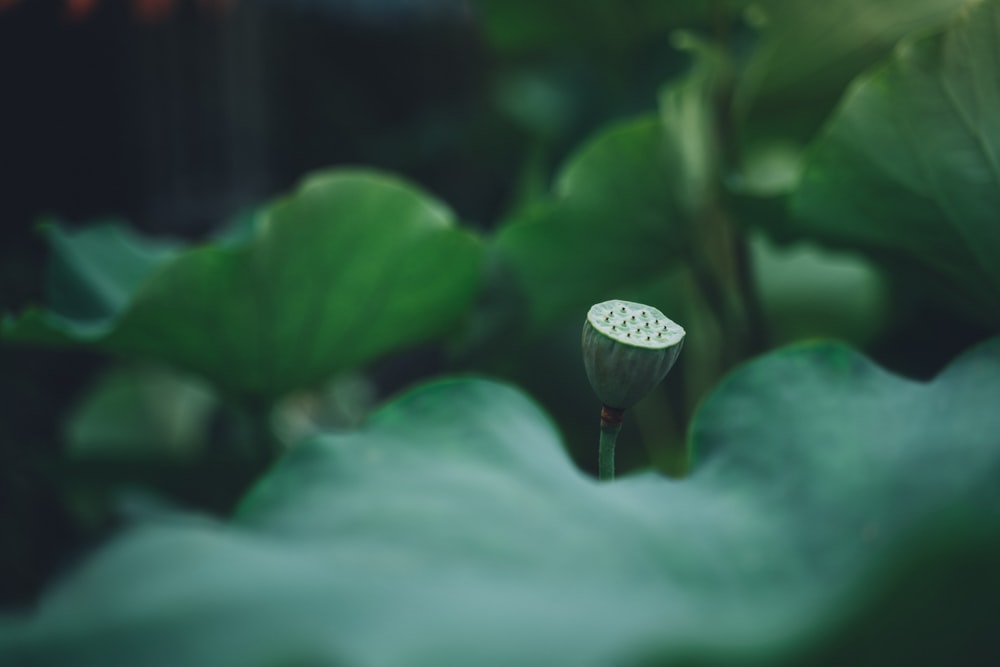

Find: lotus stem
599;405;625;480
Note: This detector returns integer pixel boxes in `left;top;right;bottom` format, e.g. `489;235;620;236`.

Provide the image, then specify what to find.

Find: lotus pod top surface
586;300;685;349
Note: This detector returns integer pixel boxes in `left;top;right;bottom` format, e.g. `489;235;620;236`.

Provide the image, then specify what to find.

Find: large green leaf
3;339;999;666
494;39;724;331
3;170;484;401
737;0;970;139
788;0;1000;325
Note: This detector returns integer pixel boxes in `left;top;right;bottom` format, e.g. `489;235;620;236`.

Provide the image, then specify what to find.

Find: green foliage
3;340;999;666
4;170;483;402
4;0;1000;663
496;117;690;330
65;366;215;460
750;234;891;344
739;0;969;136
790;0;1000;326
42;222;181;321
495;37;724;332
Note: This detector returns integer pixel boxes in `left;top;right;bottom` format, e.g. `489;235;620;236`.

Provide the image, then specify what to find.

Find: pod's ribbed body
581;300;685;409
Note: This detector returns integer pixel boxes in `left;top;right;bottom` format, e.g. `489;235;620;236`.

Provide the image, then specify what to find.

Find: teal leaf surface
42;222;182;321
2;339;999;665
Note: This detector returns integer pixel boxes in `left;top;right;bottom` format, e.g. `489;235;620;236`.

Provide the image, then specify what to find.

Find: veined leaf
3;170;484;401
789;0;1000;325
738;0;970;139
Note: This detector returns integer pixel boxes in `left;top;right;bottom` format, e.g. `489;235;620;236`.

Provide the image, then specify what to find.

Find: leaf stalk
598;405;625;480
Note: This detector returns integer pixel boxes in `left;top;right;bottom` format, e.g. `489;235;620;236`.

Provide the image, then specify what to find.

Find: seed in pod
581;299;685;410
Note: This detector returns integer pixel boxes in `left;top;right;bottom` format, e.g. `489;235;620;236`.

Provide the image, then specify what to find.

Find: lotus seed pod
582;299;685;410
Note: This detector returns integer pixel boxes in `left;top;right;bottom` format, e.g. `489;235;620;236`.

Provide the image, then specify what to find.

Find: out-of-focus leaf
789;0;1000;327
494;39;725;331
3;170;484;401
738;0;970;140
43;222;181;321
750;233;890;345
493;120;684;332
493;71;579;140
66;366;216;460
3;340;1000;665
734;140;804;196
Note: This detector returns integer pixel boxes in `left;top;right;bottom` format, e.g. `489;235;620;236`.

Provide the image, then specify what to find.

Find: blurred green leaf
734;140;804;196
789;0;1000;328
494;119;685;331
493;71;579;140
750;233;890;345
738;0;970;140
4;339;1000;665
4;170;484;401
65;366;216;461
494;40;724;331
42;222;182;321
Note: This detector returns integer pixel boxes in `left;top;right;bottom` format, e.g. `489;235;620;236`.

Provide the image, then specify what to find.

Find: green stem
689;256;744;367
598;405;625;481
732;229;769;355
599;423;621;480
